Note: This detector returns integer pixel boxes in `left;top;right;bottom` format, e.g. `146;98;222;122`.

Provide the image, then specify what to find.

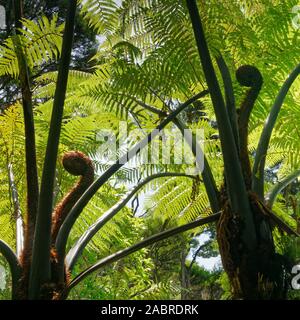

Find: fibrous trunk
217;188;288;299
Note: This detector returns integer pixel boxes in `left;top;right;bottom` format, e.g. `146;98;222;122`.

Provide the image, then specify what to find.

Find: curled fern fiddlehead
51;151;94;244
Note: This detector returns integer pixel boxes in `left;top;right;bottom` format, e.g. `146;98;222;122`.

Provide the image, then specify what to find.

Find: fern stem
186;0;257;249
216;55;239;152
266;169;300;208
236;65;263;188
0;239;21;299
66;172;197;270
172;117;220;212
13;0;39;258
63;212;221;298
252;63;300;198
120;93;167;116
55;90;209;277
127;91;220;212
8;163;24;258
28;0;77;299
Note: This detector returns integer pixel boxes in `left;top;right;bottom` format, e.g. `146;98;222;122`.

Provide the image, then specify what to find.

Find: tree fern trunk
186;0;289;299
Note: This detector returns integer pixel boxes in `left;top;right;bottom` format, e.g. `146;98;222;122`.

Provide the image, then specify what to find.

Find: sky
187;233;222;271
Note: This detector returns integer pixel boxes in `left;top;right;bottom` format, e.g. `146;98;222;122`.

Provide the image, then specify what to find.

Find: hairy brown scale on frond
46;248;71;300
46;151;94;300
236;65;263;189
17;151;94;300
217;185;290;299
191;176;201;201
51;151;94;244
216;186;243;297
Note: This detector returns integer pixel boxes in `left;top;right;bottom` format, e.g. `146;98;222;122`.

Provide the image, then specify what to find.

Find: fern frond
0;15;63;78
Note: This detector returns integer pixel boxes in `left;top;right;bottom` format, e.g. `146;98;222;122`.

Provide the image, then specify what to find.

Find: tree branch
187;243;205;272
